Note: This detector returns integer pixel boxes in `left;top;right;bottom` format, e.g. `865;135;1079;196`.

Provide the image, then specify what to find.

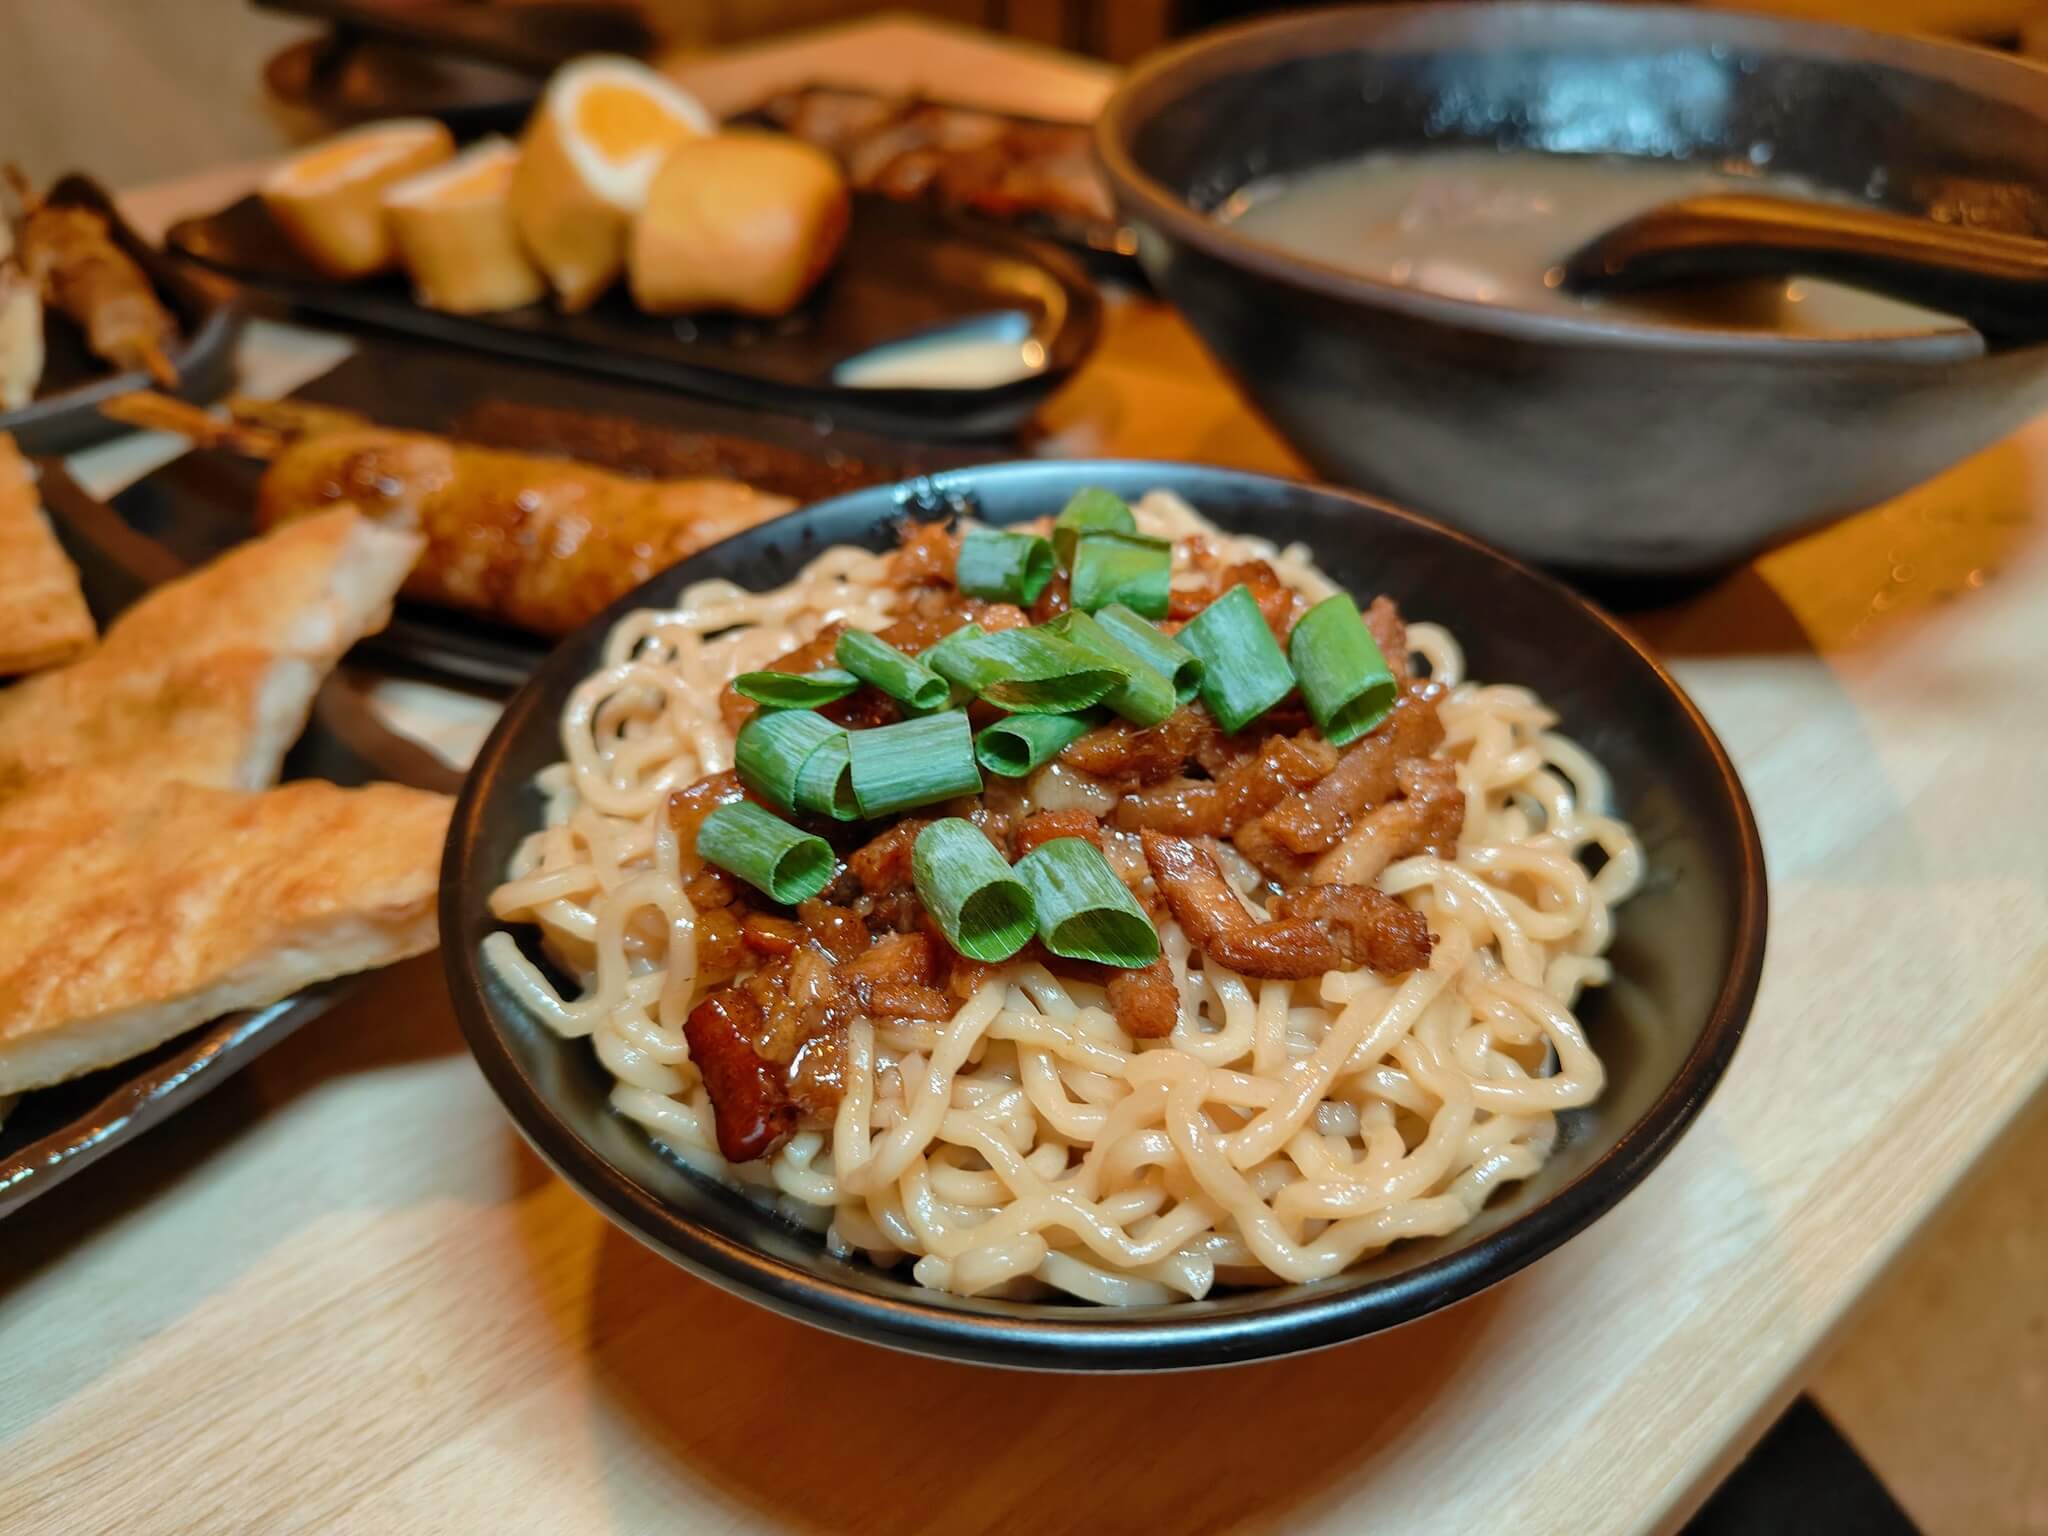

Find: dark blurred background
4;0;2047;191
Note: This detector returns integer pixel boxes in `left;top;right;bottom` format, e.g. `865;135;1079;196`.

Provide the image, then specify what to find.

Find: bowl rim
1089;0;2048;364
440;459;1769;1371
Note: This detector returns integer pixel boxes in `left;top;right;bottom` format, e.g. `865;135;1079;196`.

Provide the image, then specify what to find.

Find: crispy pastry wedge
0;433;94;674
0;504;420;792
0;771;450;1094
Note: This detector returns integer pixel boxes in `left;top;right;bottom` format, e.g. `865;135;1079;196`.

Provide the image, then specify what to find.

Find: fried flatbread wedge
0;771;452;1095
0;505;420;795
0;260;42;412
0;433;94;673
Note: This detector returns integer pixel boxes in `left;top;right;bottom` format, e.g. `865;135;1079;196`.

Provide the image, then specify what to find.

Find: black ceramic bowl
442;461;1766;1370
1095;3;2048;576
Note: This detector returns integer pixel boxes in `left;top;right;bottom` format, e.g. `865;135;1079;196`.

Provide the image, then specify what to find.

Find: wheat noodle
486;492;1643;1302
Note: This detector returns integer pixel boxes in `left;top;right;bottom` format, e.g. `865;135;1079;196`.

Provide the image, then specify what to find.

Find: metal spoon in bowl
1561;193;2048;344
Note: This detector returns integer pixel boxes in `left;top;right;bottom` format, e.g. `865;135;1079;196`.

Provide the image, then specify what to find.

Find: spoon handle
1562;193;2048;343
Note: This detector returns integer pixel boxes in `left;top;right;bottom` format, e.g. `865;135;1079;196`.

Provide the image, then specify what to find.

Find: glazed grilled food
486;487;1644;1304
103;393;796;638
254;425;794;635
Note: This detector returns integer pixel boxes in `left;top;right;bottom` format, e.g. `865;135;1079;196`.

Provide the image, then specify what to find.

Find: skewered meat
7;168;177;387
101;392;795;639
253;428;793;635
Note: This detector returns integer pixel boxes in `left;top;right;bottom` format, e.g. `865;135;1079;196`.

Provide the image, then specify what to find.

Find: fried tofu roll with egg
511;56;712;311
262;119;455;279
384;137;545;314
628;131;850;317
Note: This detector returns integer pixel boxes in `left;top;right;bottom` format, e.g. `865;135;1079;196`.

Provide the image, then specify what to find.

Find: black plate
263;35;540;136
0;463;460;1219
86;337;1001;691
0;176;242;457
737;83;1142;285
442;460;1768;1371
166;190;1100;440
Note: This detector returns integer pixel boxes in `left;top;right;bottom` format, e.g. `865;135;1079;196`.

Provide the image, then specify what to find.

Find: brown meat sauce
675;521;1457;1161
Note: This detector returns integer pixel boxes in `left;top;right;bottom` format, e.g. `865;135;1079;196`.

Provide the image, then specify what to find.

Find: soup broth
1219;148;1959;337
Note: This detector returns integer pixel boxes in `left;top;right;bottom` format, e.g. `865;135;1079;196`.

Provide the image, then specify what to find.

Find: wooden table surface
5;20;2046;1536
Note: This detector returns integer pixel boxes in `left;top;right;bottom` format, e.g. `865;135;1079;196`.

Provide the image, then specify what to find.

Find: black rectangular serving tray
166;188;1099;440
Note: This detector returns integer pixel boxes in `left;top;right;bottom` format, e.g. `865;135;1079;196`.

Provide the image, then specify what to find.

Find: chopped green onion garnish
1041;610;1173;726
793;731;859;820
1052;487;1136;566
936;626;1125;715
912;819;1036;962
955;527;1055;606
1070;532;1171;619
734;707;841;813
921;622;985;706
835;628;949;712
696;801;835;906
847;710;982;816
731;667;861;710
1178;584;1295;733
1288;593;1399;748
922;622;982;672
1014;837;1160;968
974;712;1095;777
1095;603;1203;705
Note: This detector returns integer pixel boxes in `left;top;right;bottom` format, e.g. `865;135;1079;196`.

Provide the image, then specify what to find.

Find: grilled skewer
103;393;797;637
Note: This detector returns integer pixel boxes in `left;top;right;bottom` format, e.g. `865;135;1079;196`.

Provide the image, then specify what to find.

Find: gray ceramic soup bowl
1095;2;2048;576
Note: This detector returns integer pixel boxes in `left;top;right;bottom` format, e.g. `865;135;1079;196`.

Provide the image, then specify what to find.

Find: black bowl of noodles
442;460;1766;1371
